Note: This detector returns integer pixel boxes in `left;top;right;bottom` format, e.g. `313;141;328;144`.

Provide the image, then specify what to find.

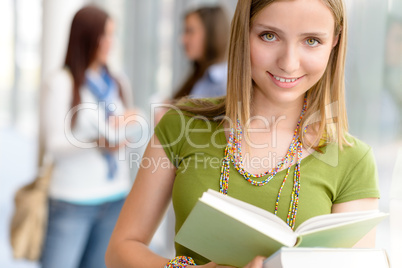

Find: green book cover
175;189;387;267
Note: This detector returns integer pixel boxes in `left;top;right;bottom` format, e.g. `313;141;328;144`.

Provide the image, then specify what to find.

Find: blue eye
262;33;276;42
306;38;319;46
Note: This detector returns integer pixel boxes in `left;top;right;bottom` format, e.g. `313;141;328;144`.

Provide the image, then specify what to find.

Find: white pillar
390;147;402;268
41;0;87;81
39;0;87;163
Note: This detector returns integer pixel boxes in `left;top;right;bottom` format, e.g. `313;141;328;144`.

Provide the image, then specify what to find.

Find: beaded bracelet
164;256;196;268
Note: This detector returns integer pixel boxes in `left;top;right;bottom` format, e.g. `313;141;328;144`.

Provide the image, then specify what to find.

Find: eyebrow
254;24;329;38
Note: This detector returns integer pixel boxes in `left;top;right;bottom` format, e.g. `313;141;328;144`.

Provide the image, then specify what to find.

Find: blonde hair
178;0;349;149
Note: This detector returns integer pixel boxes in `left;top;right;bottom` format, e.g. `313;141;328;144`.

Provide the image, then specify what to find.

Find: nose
277;44;300;75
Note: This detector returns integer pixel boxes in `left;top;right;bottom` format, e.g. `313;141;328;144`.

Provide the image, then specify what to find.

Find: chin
99;58;108;66
187;54;199;61
268;89;307;105
275;96;304;105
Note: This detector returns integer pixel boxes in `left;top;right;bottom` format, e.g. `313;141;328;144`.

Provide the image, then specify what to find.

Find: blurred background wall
0;0;401;267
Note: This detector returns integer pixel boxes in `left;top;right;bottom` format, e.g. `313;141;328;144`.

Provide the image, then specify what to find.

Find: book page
295;210;385;234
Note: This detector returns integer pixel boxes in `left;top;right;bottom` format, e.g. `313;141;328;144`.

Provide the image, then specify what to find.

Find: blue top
189;62;227;98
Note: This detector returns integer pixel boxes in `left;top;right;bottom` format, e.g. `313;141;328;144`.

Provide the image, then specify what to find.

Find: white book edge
263;247;390;268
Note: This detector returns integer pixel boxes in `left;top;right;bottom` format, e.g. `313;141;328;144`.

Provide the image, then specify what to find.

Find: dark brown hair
65;5;122;126
173;6;230;99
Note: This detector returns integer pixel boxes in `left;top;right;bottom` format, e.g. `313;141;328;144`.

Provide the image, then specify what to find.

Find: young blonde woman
106;0;380;267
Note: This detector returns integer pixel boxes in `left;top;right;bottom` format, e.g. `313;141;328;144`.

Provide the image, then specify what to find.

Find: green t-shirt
154;108;380;265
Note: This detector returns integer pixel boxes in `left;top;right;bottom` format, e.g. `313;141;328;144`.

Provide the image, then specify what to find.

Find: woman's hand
244;256;265;268
108;108;142;129
97;135;126;152
187;263;233;268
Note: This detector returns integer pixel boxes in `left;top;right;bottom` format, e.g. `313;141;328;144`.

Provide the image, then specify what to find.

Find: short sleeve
154;109;188;167
334;148;381;203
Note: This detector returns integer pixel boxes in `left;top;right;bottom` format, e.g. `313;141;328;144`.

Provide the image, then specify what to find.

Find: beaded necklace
219;98;307;229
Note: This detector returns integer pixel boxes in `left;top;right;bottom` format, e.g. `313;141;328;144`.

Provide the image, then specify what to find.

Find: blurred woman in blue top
174;6;230;99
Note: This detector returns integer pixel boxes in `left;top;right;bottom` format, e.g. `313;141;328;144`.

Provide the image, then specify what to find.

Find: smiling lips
268;72;304;88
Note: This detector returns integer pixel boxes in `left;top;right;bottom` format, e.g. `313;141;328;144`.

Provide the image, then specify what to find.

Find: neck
250;92;305;132
88;61;103;73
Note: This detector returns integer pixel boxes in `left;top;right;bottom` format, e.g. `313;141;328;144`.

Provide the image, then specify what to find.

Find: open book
175;189;387;267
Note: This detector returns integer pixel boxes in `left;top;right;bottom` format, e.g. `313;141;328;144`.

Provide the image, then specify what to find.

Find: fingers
211;262;236;268
188;262;234;268
244;256;266;268
189;259;264;268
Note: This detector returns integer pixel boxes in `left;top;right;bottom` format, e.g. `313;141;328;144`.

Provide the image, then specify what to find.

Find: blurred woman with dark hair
40;5;137;268
154;6;230;124
174;6;230;99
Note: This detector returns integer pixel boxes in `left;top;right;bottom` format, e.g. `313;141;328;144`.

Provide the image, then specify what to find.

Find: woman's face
182;13;206;61
385;21;402;105
249;0;338;105
95;18;115;65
